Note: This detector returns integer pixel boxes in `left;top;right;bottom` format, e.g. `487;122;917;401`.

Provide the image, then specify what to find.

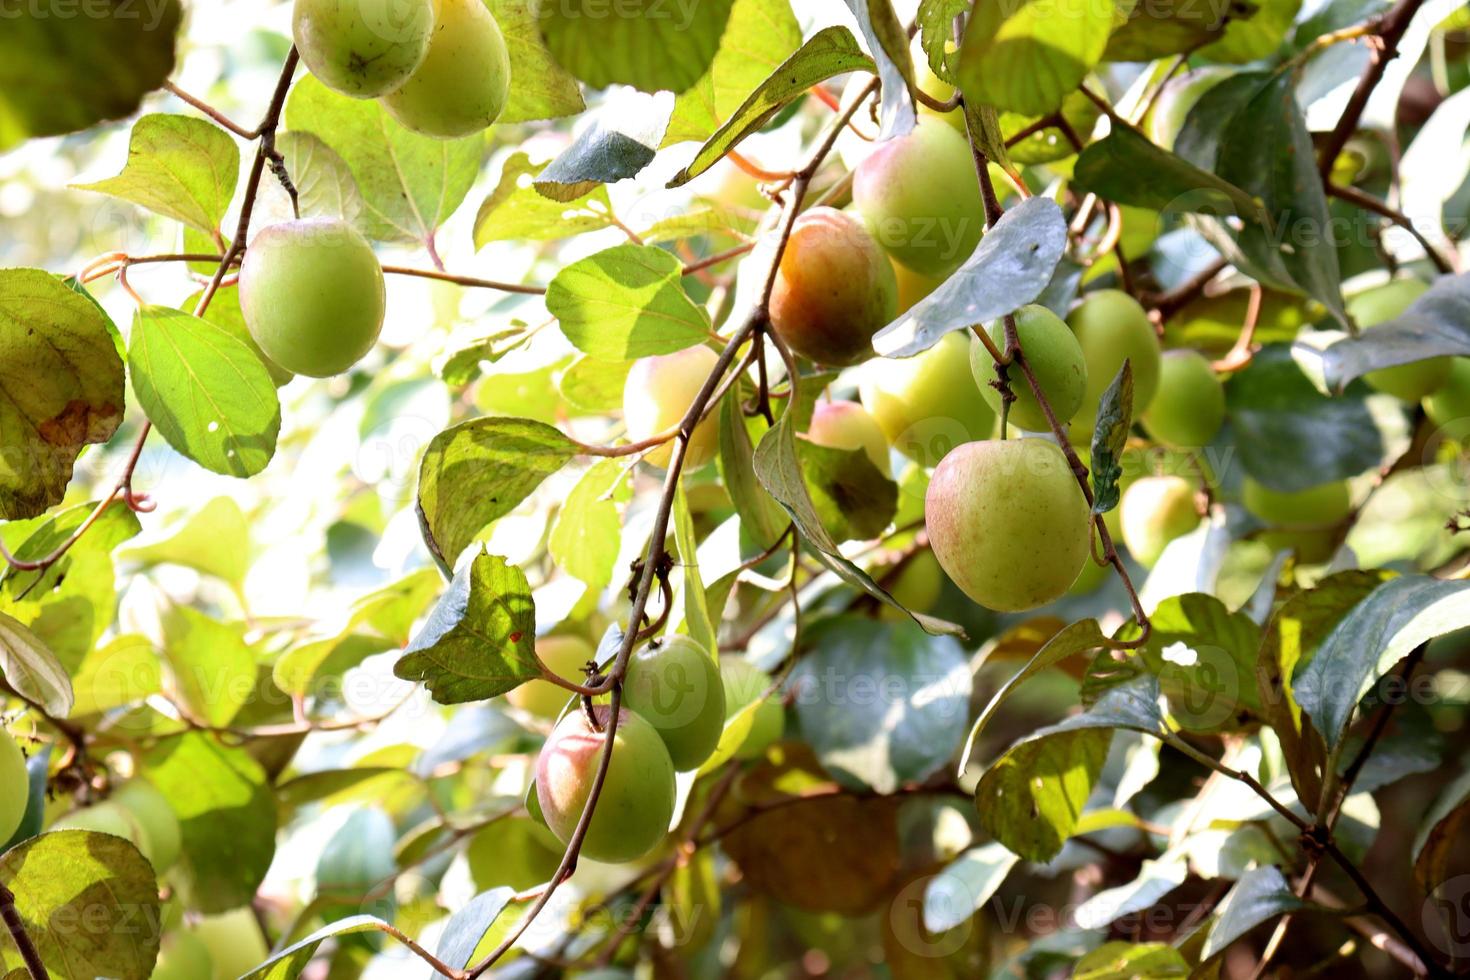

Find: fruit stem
0;882;49;980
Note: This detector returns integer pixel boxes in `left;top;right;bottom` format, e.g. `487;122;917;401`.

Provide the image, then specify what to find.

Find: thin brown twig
1325;183;1456;275
0;883;48;980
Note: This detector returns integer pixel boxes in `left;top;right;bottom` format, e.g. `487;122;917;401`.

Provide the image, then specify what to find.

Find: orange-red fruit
769;207;898;366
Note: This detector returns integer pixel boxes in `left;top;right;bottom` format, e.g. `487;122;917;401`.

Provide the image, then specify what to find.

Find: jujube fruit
239;217;385;377
1142;350;1226;448
623;345;722;470
859;332;996;469
972;305;1088;431
1349;279;1448;402
380;0;511;139
508;634;595;719
853;119;986;278
718;658;785;760
769;207;897;366
193;909;271;980
1067;289;1163;437
1120;476;1200;567
623;635;726;771
535;706;675;863
1424;357;1470;429
925;438;1090;611
152;930;214;980
0;728;27;844
1242;477;1353;528
110;778;182;872
804;400;890;473
293;0;434;98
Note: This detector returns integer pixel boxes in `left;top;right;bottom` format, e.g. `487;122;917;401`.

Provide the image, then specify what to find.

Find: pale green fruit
193;909;270;980
1424;358;1470;429
0;729;27;844
293;0;435;98
467;817;563;891
859;332;996;469
1147;67;1234;151
1068;290;1163;437
1142;350;1226;448
623;345;721;470
1242;477;1353;528
1068;555;1110;595
770;207;898;366
1349;279;1448;402
507;634;595;719
1120;476;1200;567
805;400;890;473
624;635;726;772
535;706;675;863
973;305;1088;431
718;658;785;760
239;218;385;377
891;257;944;315
925;438;1090;611
380;0;511;139
111;778;181;872
853;119;986;277
152;930;214;980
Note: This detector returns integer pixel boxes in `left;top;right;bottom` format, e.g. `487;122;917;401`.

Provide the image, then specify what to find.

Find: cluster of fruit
518;636;781;864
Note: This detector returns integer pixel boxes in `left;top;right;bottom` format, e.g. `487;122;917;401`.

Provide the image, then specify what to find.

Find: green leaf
1226;344;1409;493
0;611;73;717
790;617;972;793
1104;0;1240;60
161;605;256;727
0;270;125;520
1074;941;1189;979
1;747;50;852
0;831;159;980
394;551;540;705
956;0;1120;116
275;131;365;226
534;92;665;201
538;0;735;94
128;305;280;478
240;915;396;980
1202;866;1303;959
1200;0;1299;62
1412;762;1470;896
67;634;161;718
546;245;711;359
1315;272;1470;392
872;196;1069;358
842;0;917;139
560;356;632;413
917;0;968;80
923;842;1020;934
665;0;802;144
272;633;394;698
1294;575;1470;751
121;496;252;589
416;417;579;568
549;460;629;590
348;567;445;646
1090;360;1133;516
72;114;238;234
796;438;897;542
473;152;614;247
977;726;1112;862
672;484;717;651
1071;123;1267;224
489;0;586;122
430;888;518;975
284;73;483;243
0;0;182;150
144;733;278;913
718;395;786;551
668;27;874;186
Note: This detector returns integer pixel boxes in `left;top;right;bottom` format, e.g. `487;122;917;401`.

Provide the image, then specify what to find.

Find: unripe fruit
718;658;785;760
1142;350;1226;448
891;258;944;315
508;635;595;719
925;438;1090;611
536;706;675;863
1424;358;1470;430
769;207;898;366
1242;477;1353;528
1068;290;1163;437
1147;67;1234;151
859;332;996;469
853;119;986;277
804;400;889;473
380;0;511;139
1349;279;1448;402
193;909;270;980
623;635;726;771
292;0;435;98
467;817;563;891
623;345;721;470
1120;476;1200;567
110;778;181;872
239;218;385;378
0;729;26;844
152;930;213;980
972;305;1088;431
